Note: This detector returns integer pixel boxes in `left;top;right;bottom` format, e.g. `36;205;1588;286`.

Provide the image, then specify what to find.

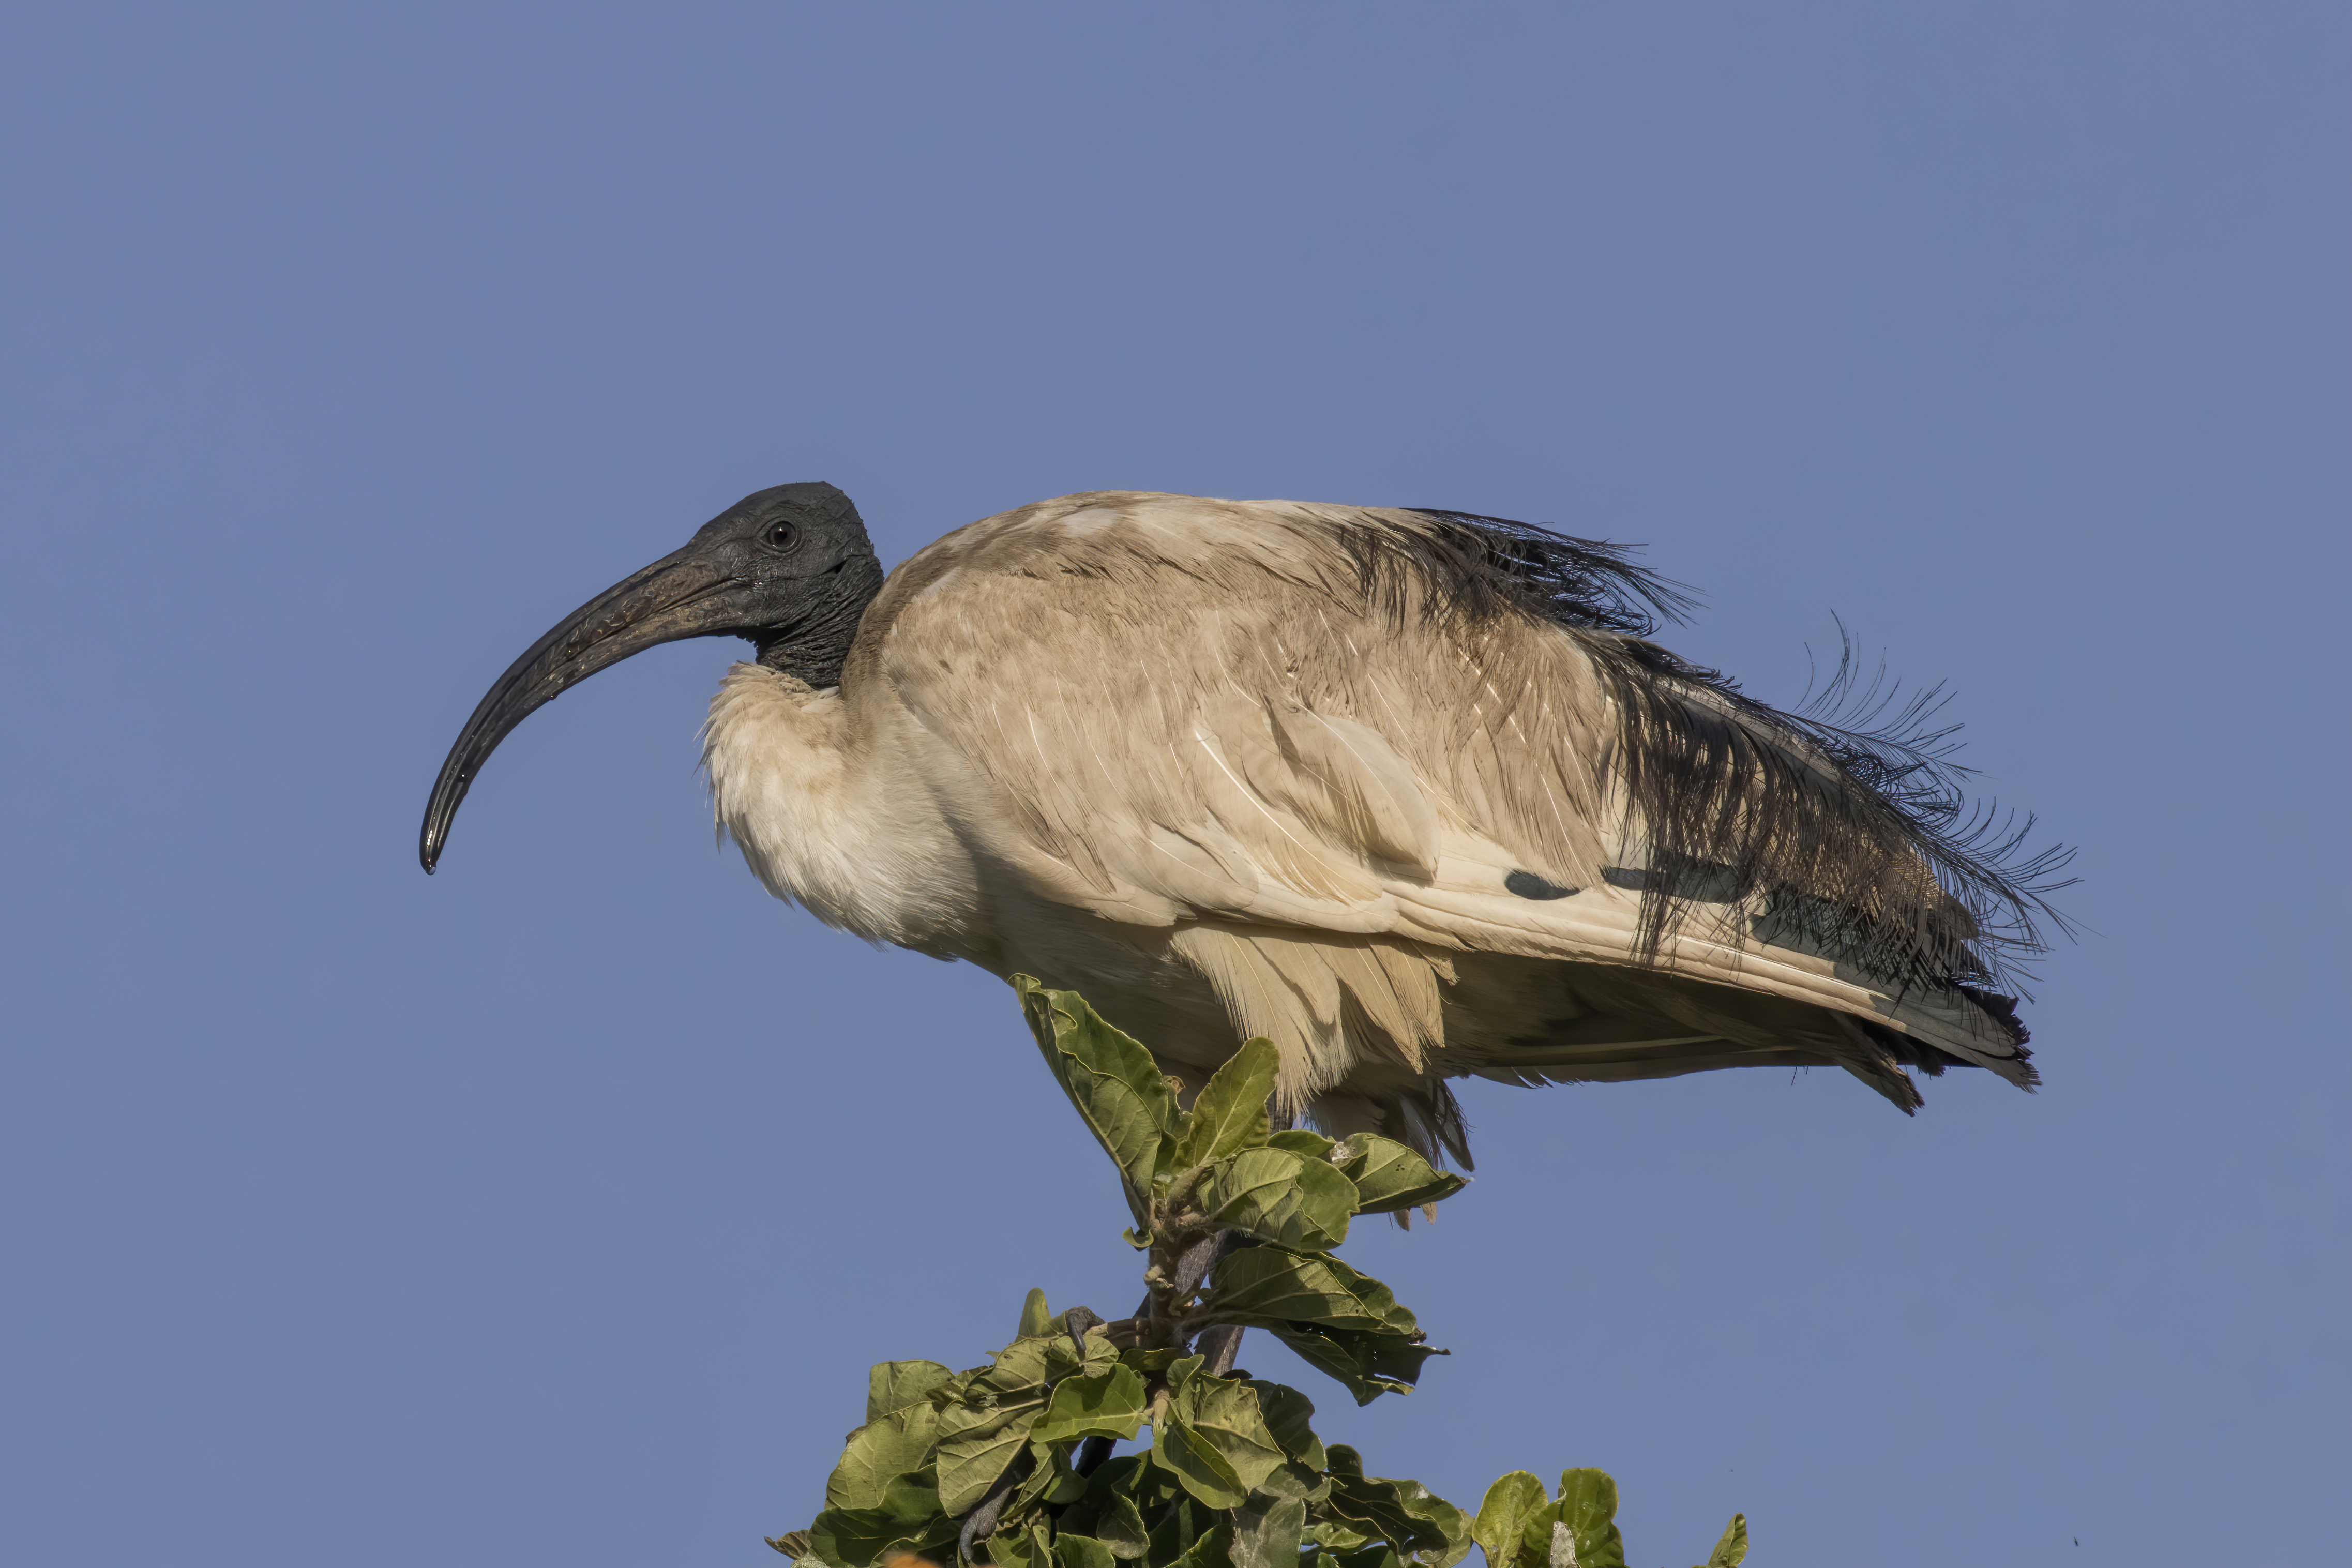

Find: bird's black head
419;481;884;872
680;481;886;682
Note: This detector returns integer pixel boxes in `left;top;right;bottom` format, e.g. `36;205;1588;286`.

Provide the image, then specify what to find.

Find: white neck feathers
700;662;980;957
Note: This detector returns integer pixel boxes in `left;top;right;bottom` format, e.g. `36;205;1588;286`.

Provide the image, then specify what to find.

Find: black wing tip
1396;505;2076;1005
1593;616;2076;998
1954;984;2032;1050
1403;507;1703;637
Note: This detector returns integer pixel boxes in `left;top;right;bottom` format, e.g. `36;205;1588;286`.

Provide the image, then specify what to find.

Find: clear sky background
3;5;2345;1565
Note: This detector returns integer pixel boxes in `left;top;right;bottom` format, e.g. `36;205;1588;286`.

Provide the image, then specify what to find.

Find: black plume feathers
1406;509;2074;1027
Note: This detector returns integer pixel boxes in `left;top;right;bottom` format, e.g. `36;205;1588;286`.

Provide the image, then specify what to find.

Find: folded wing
854;492;2067;1156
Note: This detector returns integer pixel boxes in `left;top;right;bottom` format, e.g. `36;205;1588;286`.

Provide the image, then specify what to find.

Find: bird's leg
1083;1230;1236;1481
1177;1097;1285;1375
1184;1231;1254;1375
956;1446;1034;1564
1168;1230;1225;1301
1094;1132;1275;1475
1138;1228;1223;1350
1074;1287;1158;1477
1193;1322;1246;1376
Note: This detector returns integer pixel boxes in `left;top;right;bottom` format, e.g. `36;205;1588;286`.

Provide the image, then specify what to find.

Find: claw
1062;1305;1104;1361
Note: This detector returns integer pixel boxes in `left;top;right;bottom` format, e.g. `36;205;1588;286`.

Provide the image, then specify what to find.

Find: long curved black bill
420;550;749;872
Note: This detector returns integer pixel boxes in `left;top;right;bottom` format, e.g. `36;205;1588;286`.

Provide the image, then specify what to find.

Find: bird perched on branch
423;485;2067;1168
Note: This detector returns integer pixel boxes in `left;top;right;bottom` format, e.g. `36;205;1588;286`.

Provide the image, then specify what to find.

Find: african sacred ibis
422;485;2065;1166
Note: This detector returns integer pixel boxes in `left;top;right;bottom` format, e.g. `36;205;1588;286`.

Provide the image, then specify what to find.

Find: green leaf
1164;1352;1207;1403
987;1438;1079;1532
929;1364;982;1407
1165;1524;1234;1568
1245;1380;1325;1471
1044;1326;1118;1385
1171;1038;1279;1169
935;1416;1038;1516
1231;1383;1328;1501
1231;1495;1308;1568
1514;1505;1562;1568
1081;1489;1151;1560
1306;1519;1373;1552
1145;1486;1215;1560
1333;1136;1468;1216
805;1470;953;1568
1255;1457;1332;1504
1171;1373;1288;1496
1471;1472;1546;1568
1702;1513;1747;1568
1014;977;1180;1204
1032;1365;1151;1443
1018;1288;1056;1339
1268;1322;1444;1405
1201;1247;1418;1336
1399;1485;1472;1568
865;1360;953;1425
989;1519;1052;1568
1322;1456;1461;1564
1152;1417;1248;1510
1038;1447;1092;1510
1305;1518;1371;1550
825;1399;943;1510
1151;1363;1282;1510
988;1530;1033;1568
1056;1532;1121;1568
1195;1147;1358;1251
1514;1504;1552;1561
1551;1470;1623;1568
1265;1128;1337;1159
979;1336;1059;1395
934;1374;1047;1516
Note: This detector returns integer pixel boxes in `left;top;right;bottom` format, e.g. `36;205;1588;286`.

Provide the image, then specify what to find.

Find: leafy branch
767;978;1747;1568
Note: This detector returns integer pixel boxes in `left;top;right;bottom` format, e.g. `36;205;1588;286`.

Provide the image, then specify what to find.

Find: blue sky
3;5;2345;1565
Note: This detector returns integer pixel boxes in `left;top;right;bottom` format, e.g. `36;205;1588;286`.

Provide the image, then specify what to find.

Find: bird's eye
764;520;798;550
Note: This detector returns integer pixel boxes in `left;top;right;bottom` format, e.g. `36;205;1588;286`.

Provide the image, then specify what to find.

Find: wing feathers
857;492;2060;1153
1265;705;1442;876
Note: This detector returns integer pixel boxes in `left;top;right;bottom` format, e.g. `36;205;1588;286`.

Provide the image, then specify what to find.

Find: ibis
421;484;2065;1167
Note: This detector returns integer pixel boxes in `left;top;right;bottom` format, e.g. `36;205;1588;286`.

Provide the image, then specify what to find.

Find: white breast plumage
701;662;984;961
